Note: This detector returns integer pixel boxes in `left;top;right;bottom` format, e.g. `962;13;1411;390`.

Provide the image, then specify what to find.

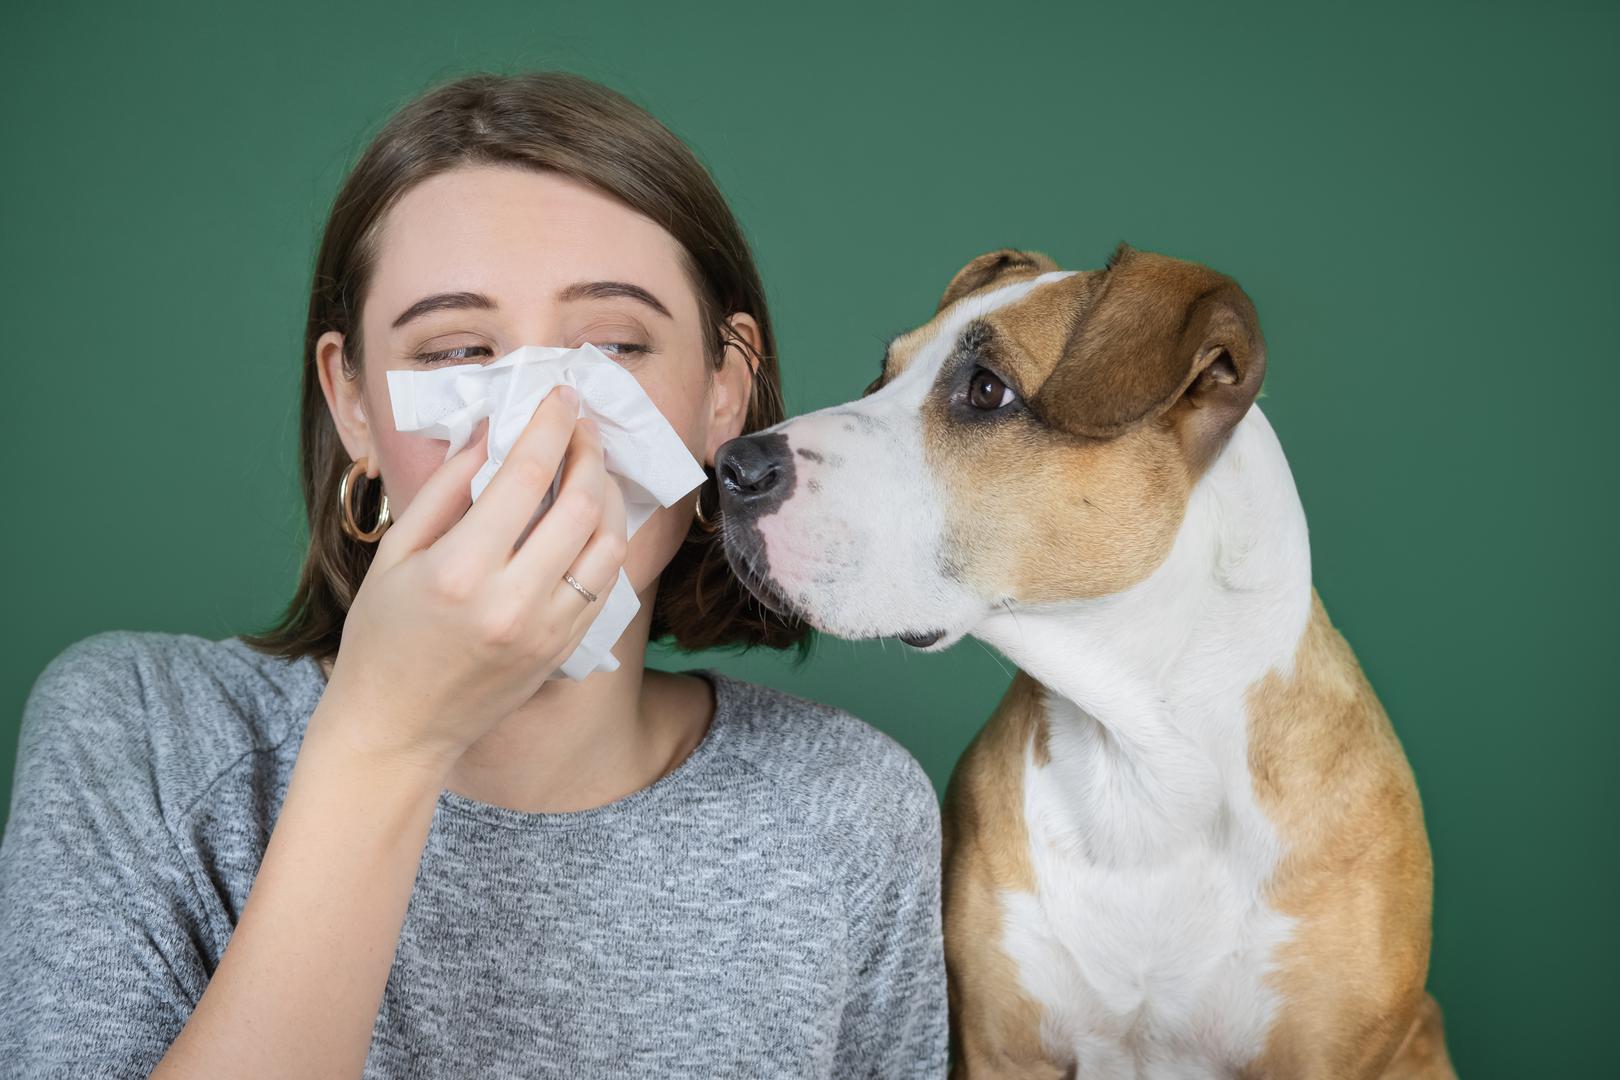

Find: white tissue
385;343;706;681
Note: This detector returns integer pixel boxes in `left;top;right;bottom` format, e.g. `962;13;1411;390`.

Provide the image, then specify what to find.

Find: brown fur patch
929;410;1192;603
1379;994;1458;1079
962;271;1097;399
898;243;1269;607
1243;591;1454;1078
937;249;1062;314
872;250;1071;394
942;673;1071;1077
1035;245;1266;471
921;271;1195;604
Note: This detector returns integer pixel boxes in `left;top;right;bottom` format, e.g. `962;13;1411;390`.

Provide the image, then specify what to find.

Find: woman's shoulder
19;629;326;821
702;670;940;832
28;629;325;733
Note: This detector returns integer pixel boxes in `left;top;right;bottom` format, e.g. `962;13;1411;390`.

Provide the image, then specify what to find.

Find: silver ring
562;572;598;604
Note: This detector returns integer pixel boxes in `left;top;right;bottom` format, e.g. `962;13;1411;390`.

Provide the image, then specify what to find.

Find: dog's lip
897;629;945;648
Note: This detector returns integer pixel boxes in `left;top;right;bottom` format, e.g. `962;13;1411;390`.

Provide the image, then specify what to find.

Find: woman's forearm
151;697;454;1079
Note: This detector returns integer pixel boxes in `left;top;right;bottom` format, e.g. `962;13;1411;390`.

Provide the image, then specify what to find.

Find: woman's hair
242;70;809;665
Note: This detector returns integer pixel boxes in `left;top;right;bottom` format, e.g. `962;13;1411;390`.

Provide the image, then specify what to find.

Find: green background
3;1;1614;1073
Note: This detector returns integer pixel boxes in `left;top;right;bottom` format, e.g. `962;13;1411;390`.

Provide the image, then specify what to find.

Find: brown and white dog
713;244;1456;1078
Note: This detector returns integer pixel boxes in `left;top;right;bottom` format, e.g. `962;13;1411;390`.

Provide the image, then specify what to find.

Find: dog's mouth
897;629;944;648
719;524;944;645
716;500;956;648
718;514;958;647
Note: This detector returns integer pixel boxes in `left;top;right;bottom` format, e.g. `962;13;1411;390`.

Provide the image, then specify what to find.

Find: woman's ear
703;312;761;466
315;330;380;477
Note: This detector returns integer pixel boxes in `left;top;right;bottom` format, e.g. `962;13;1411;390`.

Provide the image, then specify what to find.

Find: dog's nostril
724;460;776;495
717;437;783;498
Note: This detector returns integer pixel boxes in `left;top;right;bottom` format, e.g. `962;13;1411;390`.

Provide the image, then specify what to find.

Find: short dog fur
714;244;1455;1078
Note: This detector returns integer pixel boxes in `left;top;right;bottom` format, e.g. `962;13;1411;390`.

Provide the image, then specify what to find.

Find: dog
713;243;1455;1078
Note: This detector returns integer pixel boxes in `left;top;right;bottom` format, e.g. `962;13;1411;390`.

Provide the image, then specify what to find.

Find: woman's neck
319;585;715;815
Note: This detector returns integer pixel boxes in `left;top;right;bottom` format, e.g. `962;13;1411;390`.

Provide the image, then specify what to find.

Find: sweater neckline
234;641;737;832
424;668;734;833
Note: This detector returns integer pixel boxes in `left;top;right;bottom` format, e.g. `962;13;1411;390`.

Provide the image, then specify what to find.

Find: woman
0;71;946;1078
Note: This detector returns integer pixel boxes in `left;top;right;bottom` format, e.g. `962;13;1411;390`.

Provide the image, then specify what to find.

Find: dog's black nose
716;433;791;504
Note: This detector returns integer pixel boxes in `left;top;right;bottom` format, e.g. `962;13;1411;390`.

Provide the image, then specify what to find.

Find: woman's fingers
370;421;489;574
504;414;609;593
439;385;580;567
555;472;628;635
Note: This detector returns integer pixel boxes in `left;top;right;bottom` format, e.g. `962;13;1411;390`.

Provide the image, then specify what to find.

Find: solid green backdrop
2;1;1614;1074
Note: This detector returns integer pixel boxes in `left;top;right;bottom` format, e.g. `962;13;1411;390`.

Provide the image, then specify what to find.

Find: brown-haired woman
0;71;946;1078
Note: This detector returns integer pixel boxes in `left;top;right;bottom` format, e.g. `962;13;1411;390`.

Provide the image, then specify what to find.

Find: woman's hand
321;383;628;772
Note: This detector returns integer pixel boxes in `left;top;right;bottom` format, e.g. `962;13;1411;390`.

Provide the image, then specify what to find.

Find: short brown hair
243;71;809;665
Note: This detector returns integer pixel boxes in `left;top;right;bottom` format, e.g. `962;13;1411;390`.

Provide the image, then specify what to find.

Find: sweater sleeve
0;632;216;1077
832;753;949;1079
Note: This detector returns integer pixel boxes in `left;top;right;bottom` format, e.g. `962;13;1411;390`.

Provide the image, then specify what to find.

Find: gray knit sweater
0;630;948;1078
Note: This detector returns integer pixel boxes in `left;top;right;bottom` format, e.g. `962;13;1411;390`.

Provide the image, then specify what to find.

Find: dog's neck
975;405;1315;858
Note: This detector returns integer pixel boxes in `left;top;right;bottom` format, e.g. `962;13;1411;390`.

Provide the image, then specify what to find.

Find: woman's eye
591;342;649;358
967;367;1016;410
411;340;649;365
413;345;492;366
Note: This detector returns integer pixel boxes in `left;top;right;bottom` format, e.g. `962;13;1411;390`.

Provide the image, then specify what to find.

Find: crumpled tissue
385;343;706;681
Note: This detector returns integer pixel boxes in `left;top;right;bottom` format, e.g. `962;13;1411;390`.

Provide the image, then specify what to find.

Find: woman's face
317;164;756;595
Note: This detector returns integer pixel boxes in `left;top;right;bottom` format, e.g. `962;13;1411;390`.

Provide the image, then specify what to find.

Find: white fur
751;271;1078;640
976;405;1315;1076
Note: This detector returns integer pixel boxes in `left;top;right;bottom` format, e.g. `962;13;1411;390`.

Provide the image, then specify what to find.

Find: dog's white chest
1000;697;1296;1077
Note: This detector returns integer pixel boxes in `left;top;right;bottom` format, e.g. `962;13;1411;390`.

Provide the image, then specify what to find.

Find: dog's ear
937;249;1061;313
1033;242;1266;467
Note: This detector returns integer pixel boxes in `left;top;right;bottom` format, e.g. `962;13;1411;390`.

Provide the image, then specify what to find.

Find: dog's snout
716;434;792;503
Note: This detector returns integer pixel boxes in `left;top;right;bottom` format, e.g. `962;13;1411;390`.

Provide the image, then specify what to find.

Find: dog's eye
967;367;1015;410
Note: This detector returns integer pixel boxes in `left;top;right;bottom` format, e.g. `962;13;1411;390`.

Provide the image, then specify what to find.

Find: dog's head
714;243;1267;649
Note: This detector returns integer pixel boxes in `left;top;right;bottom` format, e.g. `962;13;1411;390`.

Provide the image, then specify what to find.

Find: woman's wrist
304;691;466;786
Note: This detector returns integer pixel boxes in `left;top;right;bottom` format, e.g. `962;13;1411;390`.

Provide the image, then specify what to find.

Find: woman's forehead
370;164;696;317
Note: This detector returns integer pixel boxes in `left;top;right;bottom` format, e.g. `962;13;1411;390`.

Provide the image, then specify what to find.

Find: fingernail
580;415;598;435
558;385;579;409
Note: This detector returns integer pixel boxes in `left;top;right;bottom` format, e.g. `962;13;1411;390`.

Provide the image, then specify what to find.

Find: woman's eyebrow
557;280;672;319
391;291;497;330
389;281;671;331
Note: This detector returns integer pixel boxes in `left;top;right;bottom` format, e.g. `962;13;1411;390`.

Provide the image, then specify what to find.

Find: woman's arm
148;698;455;1078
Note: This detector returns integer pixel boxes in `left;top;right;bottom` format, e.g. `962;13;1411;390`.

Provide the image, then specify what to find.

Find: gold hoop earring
339;458;391;542
693;474;720;533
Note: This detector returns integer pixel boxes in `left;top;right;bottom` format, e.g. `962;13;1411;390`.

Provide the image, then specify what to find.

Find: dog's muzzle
713;433;796;615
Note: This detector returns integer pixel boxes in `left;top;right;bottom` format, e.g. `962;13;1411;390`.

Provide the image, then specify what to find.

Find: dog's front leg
943;865;1073;1079
940;678;1076;1078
